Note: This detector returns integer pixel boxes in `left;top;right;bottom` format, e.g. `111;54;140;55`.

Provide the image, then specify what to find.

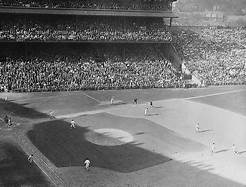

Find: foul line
15;133;64;186
80;92;101;103
184;89;246;100
12;91;101;103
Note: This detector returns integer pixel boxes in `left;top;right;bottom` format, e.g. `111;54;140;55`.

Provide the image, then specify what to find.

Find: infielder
28;154;33;164
110;97;114;105
232;144;238;154
144;107;148;116
211;142;215;154
84;158;90;171
70;119;76;128
196;123;200;133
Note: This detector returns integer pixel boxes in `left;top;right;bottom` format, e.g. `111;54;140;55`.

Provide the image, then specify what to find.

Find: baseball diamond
0;0;246;186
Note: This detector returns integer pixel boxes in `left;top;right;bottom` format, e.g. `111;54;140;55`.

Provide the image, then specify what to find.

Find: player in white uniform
49;111;55;119
84;158;90;170
232;144;238;154
70;120;76;128
28;154;33;163
196;123;200;133
211;142;215;154
144;107;148;116
110;97;114;105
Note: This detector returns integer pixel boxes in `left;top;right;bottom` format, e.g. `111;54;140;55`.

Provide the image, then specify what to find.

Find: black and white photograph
0;0;245;186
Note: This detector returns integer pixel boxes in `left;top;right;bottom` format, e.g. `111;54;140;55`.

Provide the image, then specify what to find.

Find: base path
14;131;65;186
106;98;246;185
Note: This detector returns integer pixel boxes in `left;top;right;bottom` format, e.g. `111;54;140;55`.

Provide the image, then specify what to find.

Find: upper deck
0;6;178;18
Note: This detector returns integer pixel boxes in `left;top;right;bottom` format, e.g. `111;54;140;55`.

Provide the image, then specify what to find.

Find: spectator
172;26;246;85
0;44;182;92
0;15;172;42
0;0;171;11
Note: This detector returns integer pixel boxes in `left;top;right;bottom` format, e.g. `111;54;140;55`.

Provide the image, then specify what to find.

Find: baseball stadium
0;0;246;186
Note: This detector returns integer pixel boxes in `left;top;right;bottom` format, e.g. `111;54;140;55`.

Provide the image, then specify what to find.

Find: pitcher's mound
85;128;134;146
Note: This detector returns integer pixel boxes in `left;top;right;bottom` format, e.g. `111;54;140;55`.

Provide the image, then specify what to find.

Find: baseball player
110;97;114;105
150;101;153;107
211;142;215;154
196;123;200;133
84;158;90;171
28;154;33;164
232;144;238;154
49;111;55;119
144;107;149;116
70;119;76;128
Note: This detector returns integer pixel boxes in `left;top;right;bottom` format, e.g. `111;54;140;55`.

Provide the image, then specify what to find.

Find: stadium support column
169;18;173;27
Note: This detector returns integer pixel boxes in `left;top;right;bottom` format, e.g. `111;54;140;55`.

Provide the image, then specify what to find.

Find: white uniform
28;155;33;163
144;108;148;116
196;123;200;132
84;159;90;170
232;144;238;154
70;120;76;128
211;143;215;154
110;97;114;104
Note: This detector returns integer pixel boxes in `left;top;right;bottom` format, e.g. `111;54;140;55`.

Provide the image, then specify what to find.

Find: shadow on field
199;129;212;133
238;150;246;155
215;149;229;154
135;132;145;135
0;141;50;186
0;99;49;119
27;120;171;173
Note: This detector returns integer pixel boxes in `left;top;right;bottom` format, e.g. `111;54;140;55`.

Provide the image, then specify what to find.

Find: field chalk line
5;88;246;104
184;89;246;100
9;91;101;103
80;92;101;103
15;133;64;186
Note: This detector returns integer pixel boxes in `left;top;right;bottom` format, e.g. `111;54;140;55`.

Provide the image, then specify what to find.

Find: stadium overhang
0;7;178;18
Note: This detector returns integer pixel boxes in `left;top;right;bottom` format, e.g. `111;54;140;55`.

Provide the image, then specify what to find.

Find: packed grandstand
0;44;182;92
172;26;246;85
0;0;245;92
0;15;172;42
0;0;173;10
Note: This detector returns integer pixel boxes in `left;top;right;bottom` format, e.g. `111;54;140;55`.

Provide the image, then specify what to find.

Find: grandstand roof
0;7;178;18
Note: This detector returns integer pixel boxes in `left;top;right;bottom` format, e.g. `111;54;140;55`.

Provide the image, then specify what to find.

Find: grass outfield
191;90;246;116
0;85;246;186
27;118;171;172
0;140;50;186
2;85;245;116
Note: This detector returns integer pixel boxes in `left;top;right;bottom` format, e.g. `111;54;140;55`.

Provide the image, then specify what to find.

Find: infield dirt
0;85;245;186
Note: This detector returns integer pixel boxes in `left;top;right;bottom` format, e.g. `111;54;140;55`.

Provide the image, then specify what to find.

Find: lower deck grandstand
0;43;182;92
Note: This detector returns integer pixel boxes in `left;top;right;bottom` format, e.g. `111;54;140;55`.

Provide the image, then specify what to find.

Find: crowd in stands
0;0;171;11
0;44;182;92
0;16;172;42
172;26;246;85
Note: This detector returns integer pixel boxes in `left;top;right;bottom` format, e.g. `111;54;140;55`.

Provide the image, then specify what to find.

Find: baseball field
0;85;246;186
